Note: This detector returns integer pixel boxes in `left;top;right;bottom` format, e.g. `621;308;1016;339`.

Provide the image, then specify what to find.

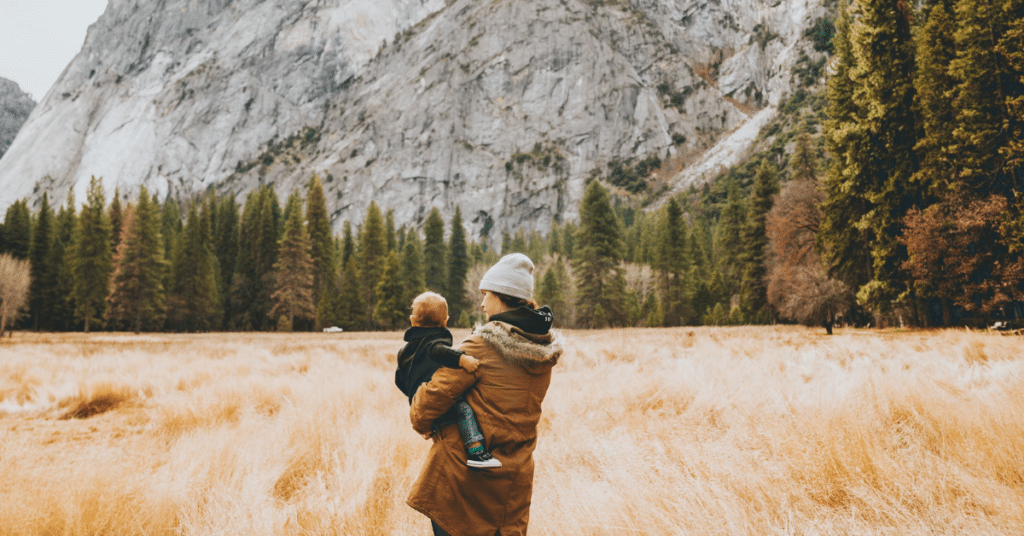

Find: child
394;291;501;469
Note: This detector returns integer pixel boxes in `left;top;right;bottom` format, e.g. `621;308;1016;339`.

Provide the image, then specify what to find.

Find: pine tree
741;159;780;317
385;209;397;253
657;198;690;325
913;0;959;198
336;258;364;331
548;220;562;256
28;193;56;329
357;202;388;328
562;221;578;260
717;182;747;291
819;0;873;289
106;187;166;333
401;229;426;307
254;187;282;329
270;191;315;330
949;0;1021;198
109;188;124;254
72;177;113;332
215;195;239;326
168;202;222;331
573;181;628;328
341;220;355;268
847;0;919;311
535;265;566;326
423;207;447;293
51;193;78;330
373;251;405;329
316;291;336;330
306;175;336;303
3;200;31;260
447;206;470;321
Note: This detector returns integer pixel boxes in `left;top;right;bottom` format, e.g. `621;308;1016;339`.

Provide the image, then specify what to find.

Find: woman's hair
493;291;538;310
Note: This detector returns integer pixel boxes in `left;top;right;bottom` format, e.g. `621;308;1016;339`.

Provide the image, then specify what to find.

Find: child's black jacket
395;326;465;402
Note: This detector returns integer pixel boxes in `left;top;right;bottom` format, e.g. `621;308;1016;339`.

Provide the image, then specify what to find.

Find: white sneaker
466;451;502;469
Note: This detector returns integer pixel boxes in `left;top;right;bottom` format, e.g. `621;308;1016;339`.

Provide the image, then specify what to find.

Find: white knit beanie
479;253;535;301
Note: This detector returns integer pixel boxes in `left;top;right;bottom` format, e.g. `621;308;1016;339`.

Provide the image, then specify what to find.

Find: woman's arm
409;365;476;435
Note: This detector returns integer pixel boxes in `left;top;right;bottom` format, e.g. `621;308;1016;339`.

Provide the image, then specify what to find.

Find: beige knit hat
479;253;535;301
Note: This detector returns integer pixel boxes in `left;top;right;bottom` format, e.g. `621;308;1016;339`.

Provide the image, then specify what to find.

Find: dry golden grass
1;327;1022;535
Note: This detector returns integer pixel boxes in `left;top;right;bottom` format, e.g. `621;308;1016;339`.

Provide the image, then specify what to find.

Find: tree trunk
824;316;834;335
84;300;91;333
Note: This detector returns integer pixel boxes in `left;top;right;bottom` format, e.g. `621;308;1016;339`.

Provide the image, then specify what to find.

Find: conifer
385;209;397;253
168;202;222;331
72;177;113;332
423;208;447;293
341;220;355;268
51;193;78;330
548;221;562;256
819;0;873;288
373;251;405;329
741;159;780;317
447;207;470;321
306;175;335;302
109;188;123;253
536;265;566;326
401;229;425;307
106;187;166;333
3;200;31;260
270;191;315;331
28;194;55;329
573;181;627;327
716;182;747;291
336;259;364;331
357;202;388;327
215;195;239;325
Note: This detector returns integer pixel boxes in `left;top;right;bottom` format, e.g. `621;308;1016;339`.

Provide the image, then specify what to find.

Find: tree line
816;0;1023;326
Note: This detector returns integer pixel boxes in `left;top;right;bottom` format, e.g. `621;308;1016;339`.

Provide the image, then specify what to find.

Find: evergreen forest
0;0;1021;332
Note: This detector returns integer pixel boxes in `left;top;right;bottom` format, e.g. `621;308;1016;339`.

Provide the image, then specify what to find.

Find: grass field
0;327;1022;535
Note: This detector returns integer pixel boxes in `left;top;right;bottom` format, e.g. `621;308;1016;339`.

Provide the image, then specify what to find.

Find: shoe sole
466;459;502;469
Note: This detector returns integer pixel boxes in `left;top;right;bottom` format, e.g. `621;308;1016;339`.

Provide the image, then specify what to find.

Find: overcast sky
0;0;109;101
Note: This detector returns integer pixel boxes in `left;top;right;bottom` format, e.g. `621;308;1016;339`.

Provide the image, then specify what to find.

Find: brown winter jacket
407;320;563;536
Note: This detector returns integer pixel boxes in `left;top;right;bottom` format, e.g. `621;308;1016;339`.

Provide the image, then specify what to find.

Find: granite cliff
0;78;36;162
0;0;827;240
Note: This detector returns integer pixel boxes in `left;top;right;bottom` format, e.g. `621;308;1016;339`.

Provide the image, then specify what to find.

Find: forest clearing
0;327;1021;535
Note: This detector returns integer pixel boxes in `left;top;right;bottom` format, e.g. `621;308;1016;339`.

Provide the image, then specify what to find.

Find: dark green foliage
214;195;239;327
50;194;78;331
168;201;222;331
806;17;836;53
106;186;166;333
716;182;747;291
606;155;662;194
72;177;113;332
535;264;566;326
109;189;123;253
401;229;425;309
306;175;336;302
3;200;31;260
335;259;363;331
357;202;388;328
423;208;447;293
271;191;316;331
28;194;55;329
573;181;628;327
231;186;281;330
741;159;780;316
447;207;470;321
373;251;405;329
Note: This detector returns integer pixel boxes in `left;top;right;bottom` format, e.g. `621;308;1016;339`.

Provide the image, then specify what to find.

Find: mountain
0;0;827;241
0;78;35;162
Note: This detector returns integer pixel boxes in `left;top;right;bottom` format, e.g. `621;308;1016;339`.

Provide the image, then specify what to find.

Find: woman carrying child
407;253;562;536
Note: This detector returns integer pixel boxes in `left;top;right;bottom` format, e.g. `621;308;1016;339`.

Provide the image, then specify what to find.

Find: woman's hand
459;354;480;373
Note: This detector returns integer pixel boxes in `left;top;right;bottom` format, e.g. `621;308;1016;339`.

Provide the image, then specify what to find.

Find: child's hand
421;432;433;440
459;354;480;373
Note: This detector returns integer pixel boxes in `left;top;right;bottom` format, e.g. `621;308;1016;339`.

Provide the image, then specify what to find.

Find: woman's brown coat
408;321;562;536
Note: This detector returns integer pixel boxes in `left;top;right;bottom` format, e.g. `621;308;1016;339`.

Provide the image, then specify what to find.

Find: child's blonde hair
410;291;448;327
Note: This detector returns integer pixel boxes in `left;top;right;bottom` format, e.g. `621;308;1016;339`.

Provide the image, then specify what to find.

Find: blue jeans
454;398;485;447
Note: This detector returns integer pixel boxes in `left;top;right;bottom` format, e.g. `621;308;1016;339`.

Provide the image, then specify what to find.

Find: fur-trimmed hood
475;321;563;369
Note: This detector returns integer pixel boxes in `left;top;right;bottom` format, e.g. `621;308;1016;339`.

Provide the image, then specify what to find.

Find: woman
407;253;562;536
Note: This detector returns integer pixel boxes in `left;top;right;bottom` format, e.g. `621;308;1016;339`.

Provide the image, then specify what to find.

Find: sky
0;0;109;101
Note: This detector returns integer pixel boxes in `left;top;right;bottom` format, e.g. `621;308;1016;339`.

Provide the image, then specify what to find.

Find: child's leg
454;398;486;454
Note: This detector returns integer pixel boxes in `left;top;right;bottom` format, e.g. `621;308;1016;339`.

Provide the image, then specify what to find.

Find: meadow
0;327;1021;535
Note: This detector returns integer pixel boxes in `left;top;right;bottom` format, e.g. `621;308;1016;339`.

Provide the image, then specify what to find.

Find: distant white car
322;326;344;333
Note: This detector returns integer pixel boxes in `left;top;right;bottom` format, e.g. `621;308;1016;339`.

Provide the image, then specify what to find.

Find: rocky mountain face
0;78;35;162
0;0;826;241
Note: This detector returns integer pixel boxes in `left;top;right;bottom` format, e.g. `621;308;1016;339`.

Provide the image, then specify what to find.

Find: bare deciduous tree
766;179;853;334
0;253;31;337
